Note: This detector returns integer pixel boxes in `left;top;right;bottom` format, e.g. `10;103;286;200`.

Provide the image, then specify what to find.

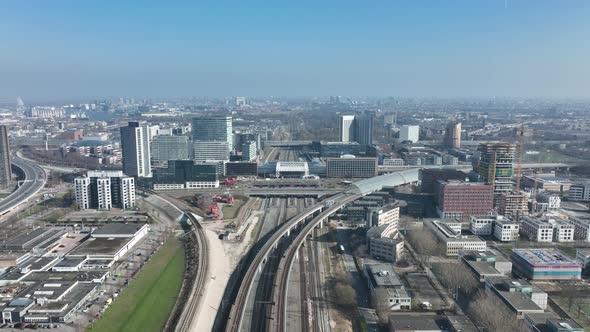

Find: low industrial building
68;224;148;262
522;175;572;193
388;314;449;332
485;277;546;318
458;250;512;282
524;312;583;332
511;248;582;280
364;264;411;311
425;220;487;256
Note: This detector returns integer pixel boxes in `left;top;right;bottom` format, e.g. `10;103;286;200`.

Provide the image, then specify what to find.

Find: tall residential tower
338;115;355;142
120;122;152;177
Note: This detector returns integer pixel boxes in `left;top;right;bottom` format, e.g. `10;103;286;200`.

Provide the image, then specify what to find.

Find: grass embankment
88;237;185;332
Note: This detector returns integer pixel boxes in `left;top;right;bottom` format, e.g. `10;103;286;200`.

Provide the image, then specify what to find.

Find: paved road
0;156;46;216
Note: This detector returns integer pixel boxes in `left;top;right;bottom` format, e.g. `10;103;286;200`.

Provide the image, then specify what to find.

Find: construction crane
515;124;526;192
531;172;539;200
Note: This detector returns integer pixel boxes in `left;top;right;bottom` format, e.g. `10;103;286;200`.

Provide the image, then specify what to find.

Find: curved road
0;156;47;217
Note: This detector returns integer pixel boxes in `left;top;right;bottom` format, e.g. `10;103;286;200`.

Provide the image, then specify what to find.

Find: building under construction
473;142;516;198
498;192;529;219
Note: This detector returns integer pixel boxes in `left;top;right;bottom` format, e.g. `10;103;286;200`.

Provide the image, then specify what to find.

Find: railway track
175;211;209;332
146;191;210;332
271;194;360;332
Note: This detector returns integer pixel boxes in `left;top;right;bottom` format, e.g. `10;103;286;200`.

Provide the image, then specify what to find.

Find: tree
433;262;479;298
333;283;356;309
467;290;526;332
373;288;391;324
406;229;441;268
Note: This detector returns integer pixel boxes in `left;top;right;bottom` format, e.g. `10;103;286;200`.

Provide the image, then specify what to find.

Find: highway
0;156;47;217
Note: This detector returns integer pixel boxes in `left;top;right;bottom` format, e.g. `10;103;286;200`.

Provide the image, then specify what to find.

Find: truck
339;245;345;254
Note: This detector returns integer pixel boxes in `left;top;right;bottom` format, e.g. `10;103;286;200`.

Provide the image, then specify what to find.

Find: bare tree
406;229;441;268
467;290;526;332
373;288;392;324
433;262;479;299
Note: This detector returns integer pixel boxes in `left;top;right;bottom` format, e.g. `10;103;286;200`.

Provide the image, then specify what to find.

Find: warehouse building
511;249;581;280
484;277;547;317
459;250;512;282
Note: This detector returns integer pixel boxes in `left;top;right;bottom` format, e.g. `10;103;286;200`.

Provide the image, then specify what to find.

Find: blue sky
1;0;589;100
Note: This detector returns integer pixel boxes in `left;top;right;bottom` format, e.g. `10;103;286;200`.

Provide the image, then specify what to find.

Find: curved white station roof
347;169;419;195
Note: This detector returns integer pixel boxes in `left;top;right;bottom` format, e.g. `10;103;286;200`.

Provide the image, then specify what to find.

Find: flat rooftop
513;249;581;266
466;261;504;276
92;223;147;237
388;314;447;331
496;290;543;312
53;257;86;268
68;237;129;256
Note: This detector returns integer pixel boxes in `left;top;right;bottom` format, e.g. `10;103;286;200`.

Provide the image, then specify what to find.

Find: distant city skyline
1;1;589;100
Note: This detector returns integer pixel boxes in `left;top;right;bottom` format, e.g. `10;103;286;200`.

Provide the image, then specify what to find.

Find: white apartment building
550;220;575;242
493;217;520;242
570;217;590;242
520;217;554;242
470;216;495;236
74;171;135;210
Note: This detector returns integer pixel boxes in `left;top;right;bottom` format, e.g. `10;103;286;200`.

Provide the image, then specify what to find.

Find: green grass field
88;237;185;332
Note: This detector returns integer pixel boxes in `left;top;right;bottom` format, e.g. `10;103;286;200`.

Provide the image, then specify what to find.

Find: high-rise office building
353;112;374;145
193;141;230;162
151;135;189;166
444;121;462;149
0;125;11;190
241;141;257;161
338;115;355;142
120;122;152;177
74;171;135;210
191;116;233;151
399;125;420;143
434;180;494;221
473;142;516;197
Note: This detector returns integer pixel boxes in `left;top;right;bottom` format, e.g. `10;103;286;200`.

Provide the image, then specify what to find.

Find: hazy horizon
1;1;589;100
